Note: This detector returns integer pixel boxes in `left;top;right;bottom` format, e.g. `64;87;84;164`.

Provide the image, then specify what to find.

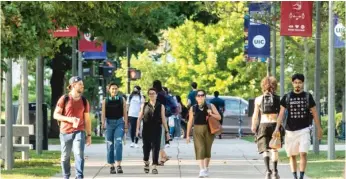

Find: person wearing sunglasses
186;90;221;178
136;88;170;174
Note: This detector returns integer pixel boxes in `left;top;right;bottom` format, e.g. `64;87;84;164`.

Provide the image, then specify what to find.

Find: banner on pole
334;15;345;48
78;33;103;52
82;42;107;60
245;3;271;62
280;1;313;37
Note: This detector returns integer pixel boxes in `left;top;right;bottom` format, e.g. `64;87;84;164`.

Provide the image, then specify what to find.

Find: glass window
225;99;241;115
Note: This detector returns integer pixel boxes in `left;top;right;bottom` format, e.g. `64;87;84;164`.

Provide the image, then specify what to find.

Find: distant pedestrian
251;76;282;179
274;74;323;179
101;82;128;174
136;88;170;174
127;86;144;148
186;90;221;178
53;76;92;179
209;91;225;139
187;82;198;108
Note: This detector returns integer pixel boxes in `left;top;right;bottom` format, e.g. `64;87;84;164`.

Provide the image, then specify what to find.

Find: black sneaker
265;170;272;179
110;166;116;174
272;171;280;179
117;166;123;174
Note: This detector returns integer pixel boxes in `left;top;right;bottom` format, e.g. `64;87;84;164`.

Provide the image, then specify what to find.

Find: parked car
206;95;251;134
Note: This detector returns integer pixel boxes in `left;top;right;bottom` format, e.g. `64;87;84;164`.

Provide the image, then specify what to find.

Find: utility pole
78;51;83;79
5;58;13;170
22;57;29;159
327;1;335;160
127;46;131;94
72;38;77;76
303;38;309;92
280;36;285;97
36;56;43;154
313;1;321;154
271;2;276;77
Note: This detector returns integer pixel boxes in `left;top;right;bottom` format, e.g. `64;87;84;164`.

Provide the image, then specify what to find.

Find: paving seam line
92;163;107;179
176;139;182;178
236;142;263;175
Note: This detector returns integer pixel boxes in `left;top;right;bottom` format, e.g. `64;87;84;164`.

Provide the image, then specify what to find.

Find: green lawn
49;136;105;145
279;151;345;179
1;150;62;179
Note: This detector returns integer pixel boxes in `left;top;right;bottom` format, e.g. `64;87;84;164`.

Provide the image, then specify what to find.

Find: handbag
207;115;222;135
269;132;282;149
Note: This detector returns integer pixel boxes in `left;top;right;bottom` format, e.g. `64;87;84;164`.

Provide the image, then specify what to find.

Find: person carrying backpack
186;90;221;178
127;86;144;148
53;76;91;179
273;74;323;179
251;76;282;179
101;82;128;174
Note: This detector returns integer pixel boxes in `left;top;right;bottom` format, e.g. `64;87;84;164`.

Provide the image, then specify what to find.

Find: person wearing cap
53;76;91;179
127;85;144;148
101;82;128;174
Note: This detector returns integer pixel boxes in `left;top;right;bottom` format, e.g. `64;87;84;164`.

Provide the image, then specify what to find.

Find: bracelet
87;134;91;136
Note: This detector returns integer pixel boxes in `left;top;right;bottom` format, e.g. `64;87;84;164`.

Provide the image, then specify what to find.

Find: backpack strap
283;92;291;129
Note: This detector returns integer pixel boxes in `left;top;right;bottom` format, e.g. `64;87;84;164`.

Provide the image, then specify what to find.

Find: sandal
144;161;150;173
158;157;170;166
152;168;158;174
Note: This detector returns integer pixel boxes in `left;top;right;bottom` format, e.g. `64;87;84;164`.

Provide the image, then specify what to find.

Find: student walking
53;76;92;179
186;90;221;178
251;76;282;179
209;91;225;139
274;74;323;179
127;86;144;148
136;88;170;174
187;82;198;108
101;82;128;174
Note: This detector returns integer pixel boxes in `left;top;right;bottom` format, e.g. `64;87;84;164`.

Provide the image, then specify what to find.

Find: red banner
52;26;78;37
280;1;313;37
78;33;103;52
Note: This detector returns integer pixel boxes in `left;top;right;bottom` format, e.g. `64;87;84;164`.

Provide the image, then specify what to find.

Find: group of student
53;73;322;179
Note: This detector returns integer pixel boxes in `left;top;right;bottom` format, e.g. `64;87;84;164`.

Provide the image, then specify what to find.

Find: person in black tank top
136;88;170;174
186;90;221;178
101;82;128;174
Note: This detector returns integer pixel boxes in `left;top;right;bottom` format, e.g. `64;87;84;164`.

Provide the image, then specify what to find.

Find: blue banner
82;42;107;60
246;3;271;62
334;16;345;48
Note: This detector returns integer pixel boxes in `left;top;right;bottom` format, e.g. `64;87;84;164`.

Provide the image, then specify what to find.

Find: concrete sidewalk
49;138;311;179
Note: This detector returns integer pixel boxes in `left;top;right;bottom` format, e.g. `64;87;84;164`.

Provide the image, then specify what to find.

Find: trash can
28;103;48;150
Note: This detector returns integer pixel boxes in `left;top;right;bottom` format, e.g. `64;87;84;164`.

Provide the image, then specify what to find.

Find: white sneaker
135;144;139;148
165;144;170;148
198;170;206;178
204;168;209;177
130;143;134;148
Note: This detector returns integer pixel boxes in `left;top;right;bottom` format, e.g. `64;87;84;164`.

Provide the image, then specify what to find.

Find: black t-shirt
280;91;316;131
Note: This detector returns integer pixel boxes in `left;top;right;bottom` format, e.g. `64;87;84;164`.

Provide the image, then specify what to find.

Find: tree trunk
49;66;66;138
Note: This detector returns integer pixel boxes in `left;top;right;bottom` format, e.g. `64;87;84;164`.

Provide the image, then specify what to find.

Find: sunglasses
149;93;156;95
197;94;205;97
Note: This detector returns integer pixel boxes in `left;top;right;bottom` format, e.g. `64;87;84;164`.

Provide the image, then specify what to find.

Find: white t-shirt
127;95;145;117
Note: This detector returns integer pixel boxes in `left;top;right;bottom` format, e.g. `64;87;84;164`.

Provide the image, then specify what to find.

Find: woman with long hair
127;85;144;148
136;88;170;174
186;90;221;178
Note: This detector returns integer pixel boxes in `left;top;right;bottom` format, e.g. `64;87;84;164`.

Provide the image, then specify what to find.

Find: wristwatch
87;134;91;136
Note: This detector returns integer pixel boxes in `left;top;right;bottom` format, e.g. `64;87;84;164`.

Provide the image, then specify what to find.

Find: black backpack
261;93;280;114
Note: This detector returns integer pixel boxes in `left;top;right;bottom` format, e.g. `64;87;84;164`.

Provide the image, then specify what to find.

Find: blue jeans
60;131;86;179
106;118;124;164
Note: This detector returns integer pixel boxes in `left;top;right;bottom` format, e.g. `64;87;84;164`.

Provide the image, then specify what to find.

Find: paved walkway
48;137;320;179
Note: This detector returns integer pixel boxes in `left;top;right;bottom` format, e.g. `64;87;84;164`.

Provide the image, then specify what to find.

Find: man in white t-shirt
127;86;145;148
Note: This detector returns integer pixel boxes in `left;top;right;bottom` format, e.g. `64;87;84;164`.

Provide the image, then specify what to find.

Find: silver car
206;95;251;135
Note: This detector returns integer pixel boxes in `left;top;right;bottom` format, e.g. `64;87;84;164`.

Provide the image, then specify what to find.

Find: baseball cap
67;76;82;90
